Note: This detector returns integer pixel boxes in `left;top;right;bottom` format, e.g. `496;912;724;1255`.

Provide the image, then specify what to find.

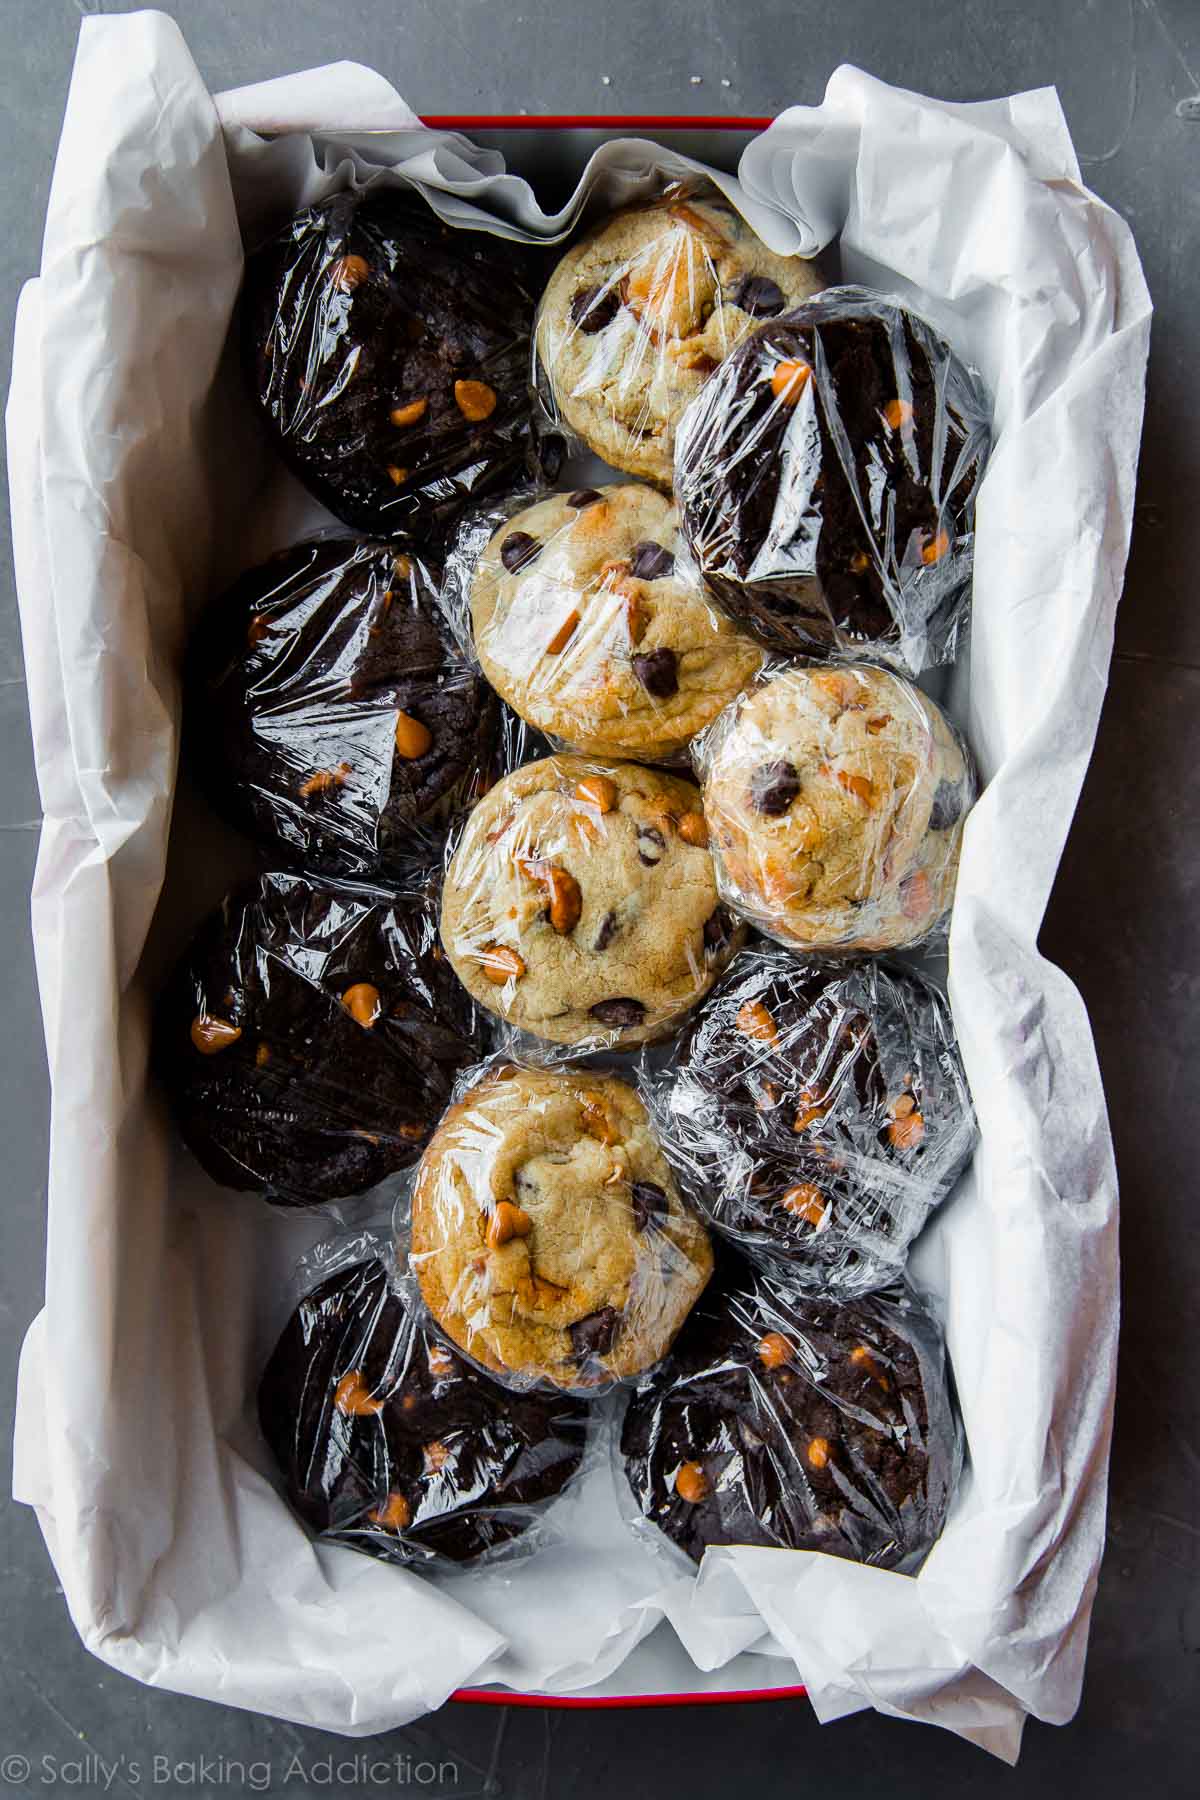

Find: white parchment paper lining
5;10;1149;1764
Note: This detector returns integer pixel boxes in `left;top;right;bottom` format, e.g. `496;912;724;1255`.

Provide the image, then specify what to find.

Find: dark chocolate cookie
241;188;544;544
620;1263;961;1570
647;949;976;1295
675;288;990;671
158;872;485;1204
259;1257;589;1565
187;537;496;875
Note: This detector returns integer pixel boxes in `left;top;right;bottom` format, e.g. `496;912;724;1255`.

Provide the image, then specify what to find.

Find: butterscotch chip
330;254;369;291
334;1370;383;1416
771;358;811;403
478;944;526;984
394;711;433;759
454;379;497;421
545;609;581;655
780;1184;827;1226
341;983;382;1028
576;775;618;813
674;1460;710;1503
390;397;428;428
676;811;709;847
736;999;778;1044
757;1332;792;1370
190;1015;241;1055
806;1435;831;1470
370;1491;412;1529
487;1199;533;1247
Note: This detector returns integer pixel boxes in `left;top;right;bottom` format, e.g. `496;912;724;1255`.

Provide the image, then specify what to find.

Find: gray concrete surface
2;1;1198;1795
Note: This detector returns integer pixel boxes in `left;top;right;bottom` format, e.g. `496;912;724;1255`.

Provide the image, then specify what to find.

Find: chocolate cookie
187;537;497;875
699;664;973;953
620;1264;961;1569
675;288;990;671
536;193;826;488
259;1257;589;1565
410;1066;713;1389
159;872;485;1204
463;484;762;761
242;188;543;544
645;948;976;1294
440;754;744;1048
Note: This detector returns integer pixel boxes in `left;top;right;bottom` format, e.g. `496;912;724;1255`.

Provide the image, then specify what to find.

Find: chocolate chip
500;532;541;573
589;997;646;1027
631;1182;667;1232
637;826;666;867
569;1306;620;1359
735;275;786;318
703;907;732;953
567;488;603;509
749;759;800;816
570;285;619;333
928;779;964;832
629;541;675;581
632;648;679;699
594;910;619;951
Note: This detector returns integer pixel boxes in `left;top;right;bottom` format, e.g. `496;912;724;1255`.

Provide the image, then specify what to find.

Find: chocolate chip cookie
242;187;544;544
259;1256;589;1565
159;872;485;1204
699;664;973;953
536;193;826;488
440;754;744;1047
188;537;497;875
464;484;762;760
620;1264;961;1569
645;948;976;1294
410;1066;713;1389
675;289;991;671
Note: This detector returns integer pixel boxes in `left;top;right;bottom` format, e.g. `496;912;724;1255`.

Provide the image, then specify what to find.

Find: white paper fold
6;9;1148;1761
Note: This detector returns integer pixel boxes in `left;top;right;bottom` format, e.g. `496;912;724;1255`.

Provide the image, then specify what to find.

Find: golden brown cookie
441;754;743;1047
469;484;762;760
536;195;826;487
410;1065;713;1387
700;665;973;952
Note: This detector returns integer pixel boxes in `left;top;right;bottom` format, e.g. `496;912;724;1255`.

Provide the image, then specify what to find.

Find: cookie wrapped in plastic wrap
241;187;545;544
259;1254;589;1567
642;948;976;1295
158;872;486;1205
440;752;744;1051
187;536;498;875
697;663;973;953
535;189;827;490
405;1062;714;1392
444;482;763;763
675;288;991;673
620;1261;962;1571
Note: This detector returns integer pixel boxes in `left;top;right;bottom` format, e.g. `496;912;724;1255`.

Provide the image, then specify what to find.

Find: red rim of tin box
422;109;805;1711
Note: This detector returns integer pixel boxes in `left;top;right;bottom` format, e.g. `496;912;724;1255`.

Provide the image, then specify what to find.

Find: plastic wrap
535;185;827;489
241;186;551;545
442;481;763;763
158;870;486;1205
259;1249;591;1567
187;535;498;875
641;947;976;1295
674;288;991;674
440;751;745;1050
403;1060;714;1392
697;662;973;953
620;1258;962;1572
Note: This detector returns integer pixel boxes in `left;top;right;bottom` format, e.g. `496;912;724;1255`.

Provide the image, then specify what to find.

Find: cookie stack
160;178;988;1579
